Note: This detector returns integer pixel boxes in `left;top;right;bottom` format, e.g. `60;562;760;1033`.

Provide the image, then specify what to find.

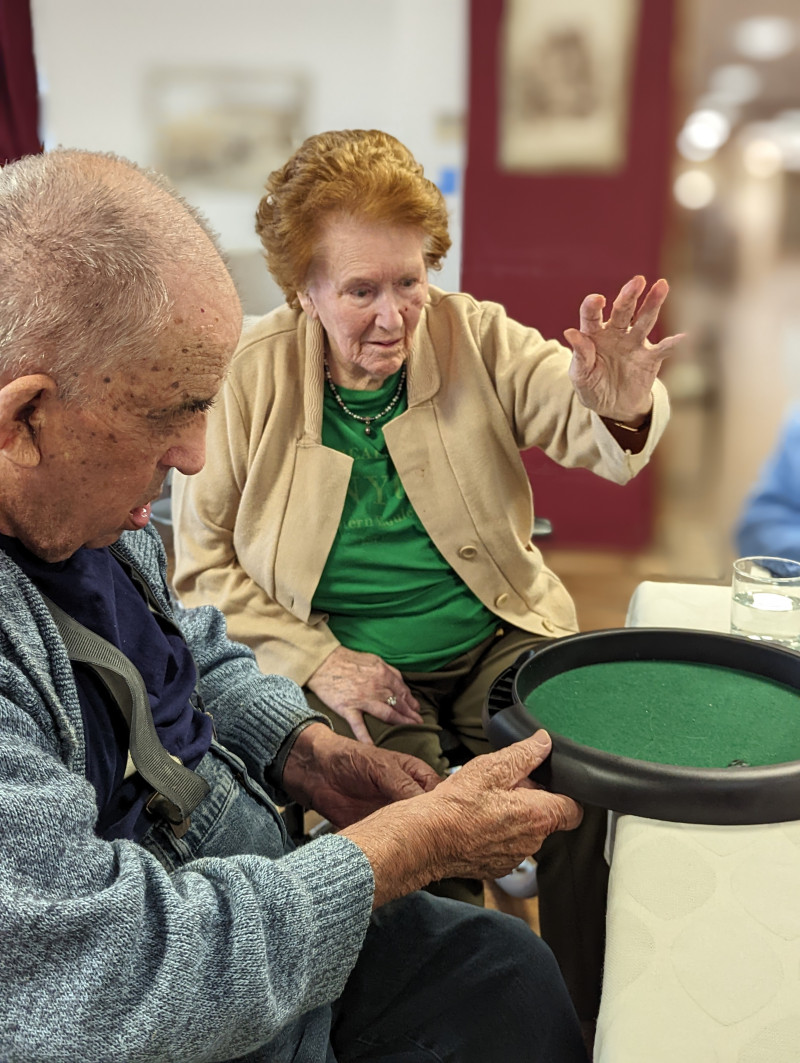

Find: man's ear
297;288;318;320
0;375;58;468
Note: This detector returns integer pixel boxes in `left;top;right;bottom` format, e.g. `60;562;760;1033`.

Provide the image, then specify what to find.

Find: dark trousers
307;626;609;1022
143;743;588;1062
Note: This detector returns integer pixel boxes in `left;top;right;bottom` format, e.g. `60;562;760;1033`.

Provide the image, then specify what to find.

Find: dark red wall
0;0;42;164
462;0;676;549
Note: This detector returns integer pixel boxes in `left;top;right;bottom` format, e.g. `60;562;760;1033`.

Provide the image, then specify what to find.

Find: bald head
0;149;240;404
0;151;242;560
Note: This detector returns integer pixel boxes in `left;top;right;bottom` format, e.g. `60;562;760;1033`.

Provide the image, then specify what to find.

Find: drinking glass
730;556;800;652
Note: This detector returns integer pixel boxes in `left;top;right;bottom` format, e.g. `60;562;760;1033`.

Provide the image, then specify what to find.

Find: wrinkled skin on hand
564;275;685;425
281;722;439;828
341;730;583;909
307;645;423;744
424;734;582;881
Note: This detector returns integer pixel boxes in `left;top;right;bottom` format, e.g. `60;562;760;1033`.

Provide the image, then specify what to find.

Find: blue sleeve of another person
736;405;800;563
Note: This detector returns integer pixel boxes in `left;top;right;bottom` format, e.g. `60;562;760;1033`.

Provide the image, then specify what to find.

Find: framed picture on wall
499;0;640;173
145;67;307;192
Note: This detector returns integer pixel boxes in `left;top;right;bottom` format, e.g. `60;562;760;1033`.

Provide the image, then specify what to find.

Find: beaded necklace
323;361;407;436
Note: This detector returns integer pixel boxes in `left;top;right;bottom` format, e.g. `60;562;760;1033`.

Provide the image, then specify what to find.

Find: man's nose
161;421;207;477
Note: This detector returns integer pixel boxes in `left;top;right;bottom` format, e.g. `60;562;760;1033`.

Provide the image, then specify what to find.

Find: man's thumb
500;729;552;785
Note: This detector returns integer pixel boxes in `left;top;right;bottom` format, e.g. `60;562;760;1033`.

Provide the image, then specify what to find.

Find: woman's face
298;215;429;389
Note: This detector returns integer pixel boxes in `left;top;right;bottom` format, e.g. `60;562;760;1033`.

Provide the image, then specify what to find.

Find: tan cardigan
172;286;669;685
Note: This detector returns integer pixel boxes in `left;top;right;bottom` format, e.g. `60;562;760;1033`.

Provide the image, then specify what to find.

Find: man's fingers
507;730;553;781
379;762;431;801
543;791;584;833
480;730;553;787
405;758;442;792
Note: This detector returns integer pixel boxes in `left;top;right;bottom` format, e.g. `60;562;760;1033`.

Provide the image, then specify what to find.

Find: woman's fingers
627;277;669;338
577;292;606;335
396;689;423;721
606;274;647;330
578;276;670;342
652;331;687;356
340;709;374;745
353;698;423;727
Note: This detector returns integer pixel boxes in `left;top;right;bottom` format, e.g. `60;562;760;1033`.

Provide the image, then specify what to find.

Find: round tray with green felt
483;628;800;824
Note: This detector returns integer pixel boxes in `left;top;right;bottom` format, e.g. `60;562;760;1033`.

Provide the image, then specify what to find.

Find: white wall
30;0;468;308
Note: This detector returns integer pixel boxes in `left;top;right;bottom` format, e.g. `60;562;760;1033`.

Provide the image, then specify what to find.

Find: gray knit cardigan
0;525;373;1062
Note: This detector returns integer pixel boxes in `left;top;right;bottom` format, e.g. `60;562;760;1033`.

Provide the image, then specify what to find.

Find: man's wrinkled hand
424;730;583;882
281;723;440;828
341;730;583;908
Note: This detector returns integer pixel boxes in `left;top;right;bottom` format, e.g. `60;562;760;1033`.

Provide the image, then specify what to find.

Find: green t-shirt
313;369;497;671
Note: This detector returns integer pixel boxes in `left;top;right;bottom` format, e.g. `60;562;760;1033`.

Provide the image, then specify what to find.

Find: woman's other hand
564;275;685;425
307;645;423;743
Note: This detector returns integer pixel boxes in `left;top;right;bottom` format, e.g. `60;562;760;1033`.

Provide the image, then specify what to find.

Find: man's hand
341;730;582;908
564;275;685;425
307;645;423;744
281;722;440;828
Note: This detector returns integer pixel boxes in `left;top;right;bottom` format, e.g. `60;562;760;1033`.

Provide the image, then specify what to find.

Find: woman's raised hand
564;275;685;425
307;645;423;744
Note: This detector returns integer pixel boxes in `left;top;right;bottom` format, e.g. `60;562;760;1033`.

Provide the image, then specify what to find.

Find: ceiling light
673;170;716;210
733;17;796;61
677;128;716;162
707;64;762;105
682;109;732;153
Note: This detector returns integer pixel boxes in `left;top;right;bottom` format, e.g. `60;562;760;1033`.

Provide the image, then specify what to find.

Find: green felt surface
522;660;800;768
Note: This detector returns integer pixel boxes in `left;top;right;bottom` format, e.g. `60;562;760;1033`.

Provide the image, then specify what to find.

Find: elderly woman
172;128;678;1025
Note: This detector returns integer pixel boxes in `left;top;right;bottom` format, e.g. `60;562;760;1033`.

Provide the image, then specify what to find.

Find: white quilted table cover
594;582;800;1062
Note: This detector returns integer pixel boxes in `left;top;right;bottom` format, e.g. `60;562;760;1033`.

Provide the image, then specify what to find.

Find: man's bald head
0;149;239;404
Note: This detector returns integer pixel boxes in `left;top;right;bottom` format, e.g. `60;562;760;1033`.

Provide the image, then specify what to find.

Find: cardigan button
494;592;510;608
458;545;478;560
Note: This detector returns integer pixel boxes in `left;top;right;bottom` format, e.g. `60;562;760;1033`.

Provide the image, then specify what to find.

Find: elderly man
0;149;587;1063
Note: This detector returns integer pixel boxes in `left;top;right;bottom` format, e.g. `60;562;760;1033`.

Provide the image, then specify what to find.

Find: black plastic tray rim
485;627;800;825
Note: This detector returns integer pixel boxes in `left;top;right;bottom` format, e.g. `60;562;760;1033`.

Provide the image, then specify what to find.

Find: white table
594;582;800;1063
